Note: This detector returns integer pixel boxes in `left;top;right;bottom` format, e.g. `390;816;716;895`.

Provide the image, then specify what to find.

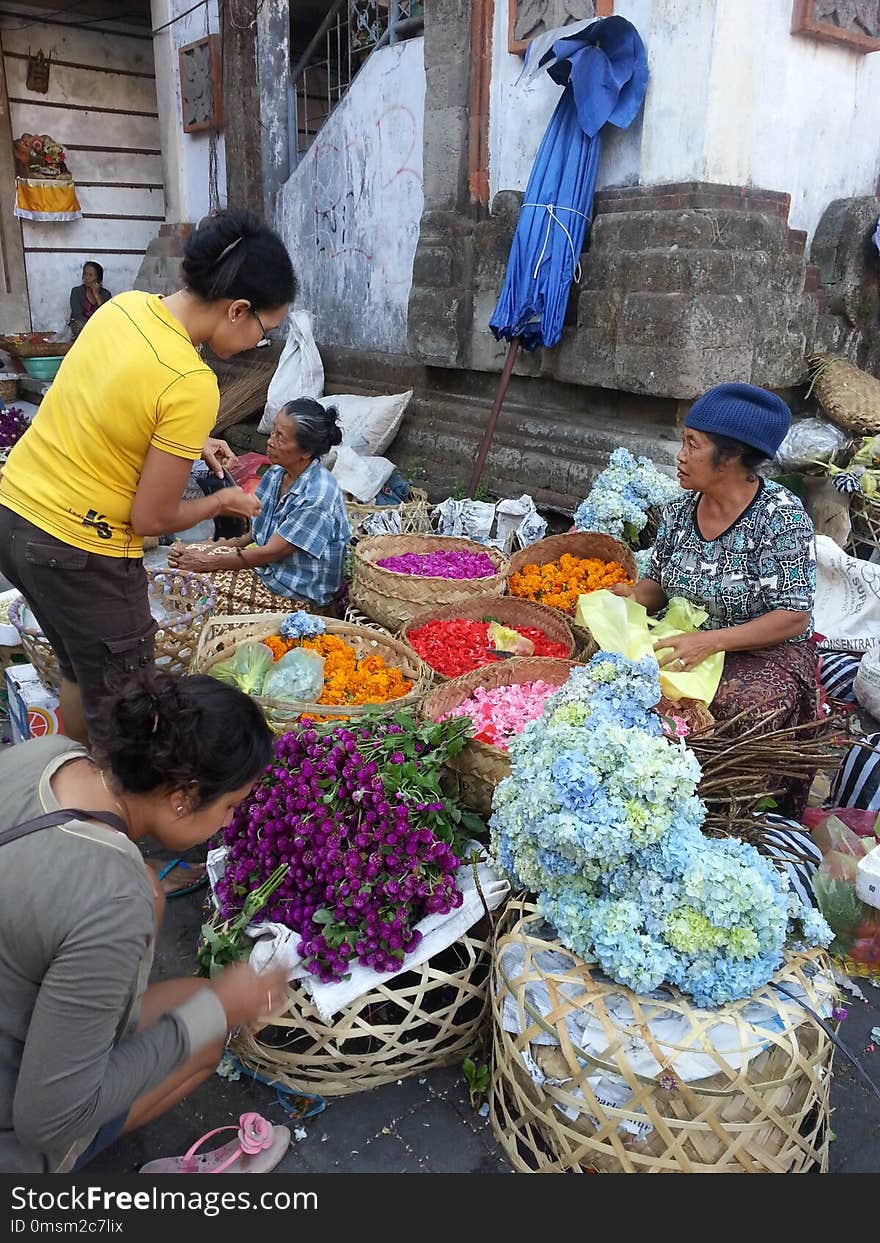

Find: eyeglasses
250;308;271;348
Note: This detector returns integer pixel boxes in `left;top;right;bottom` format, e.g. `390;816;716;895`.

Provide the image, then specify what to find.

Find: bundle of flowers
439;680;559;749
0;405;28;454
216;715;485;982
377;549;498;579
574;448;679;546
490;653;832;1006
408;617;568;679
509;553;631;613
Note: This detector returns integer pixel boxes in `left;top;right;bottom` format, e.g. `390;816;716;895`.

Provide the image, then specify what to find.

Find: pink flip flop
139;1112;290;1174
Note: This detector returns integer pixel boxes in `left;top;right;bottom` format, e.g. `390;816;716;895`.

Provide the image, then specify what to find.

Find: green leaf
312;908;334;926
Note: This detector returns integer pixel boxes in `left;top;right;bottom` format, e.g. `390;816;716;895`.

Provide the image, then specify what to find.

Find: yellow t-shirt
0;291;219;557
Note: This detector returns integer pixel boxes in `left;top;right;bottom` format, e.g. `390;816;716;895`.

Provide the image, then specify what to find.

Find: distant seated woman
69;261;112;339
170;398;350;615
613;383;818;811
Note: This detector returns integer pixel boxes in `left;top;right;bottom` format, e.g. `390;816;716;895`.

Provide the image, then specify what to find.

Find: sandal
139;1113;290;1175
155;858;209;900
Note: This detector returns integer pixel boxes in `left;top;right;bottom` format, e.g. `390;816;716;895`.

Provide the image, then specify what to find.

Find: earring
176;805;184;815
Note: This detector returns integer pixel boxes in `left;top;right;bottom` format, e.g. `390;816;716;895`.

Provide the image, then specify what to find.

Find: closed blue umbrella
471;16;647;493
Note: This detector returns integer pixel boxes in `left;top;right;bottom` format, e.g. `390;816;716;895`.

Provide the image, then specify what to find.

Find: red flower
408;618;567;679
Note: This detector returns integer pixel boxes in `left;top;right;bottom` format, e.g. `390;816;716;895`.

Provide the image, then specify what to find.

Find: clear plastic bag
775;418;850;470
262;647;325;702
210;641;275;696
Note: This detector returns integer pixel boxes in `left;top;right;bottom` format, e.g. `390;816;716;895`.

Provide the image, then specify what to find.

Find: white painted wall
275;38;425;355
1;6;164;333
151;0;226;225
489;0;880;240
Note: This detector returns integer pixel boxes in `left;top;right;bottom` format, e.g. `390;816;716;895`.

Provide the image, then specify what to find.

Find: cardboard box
5;663;63;744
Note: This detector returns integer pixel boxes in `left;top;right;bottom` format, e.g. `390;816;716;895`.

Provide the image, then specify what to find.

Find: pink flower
440;680;557;750
237;1112;273;1154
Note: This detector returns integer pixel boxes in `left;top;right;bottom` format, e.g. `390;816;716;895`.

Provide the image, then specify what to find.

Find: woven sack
402;595;577;681
490;899;835;1174
190;611;431;729
808;353;880;436
351;534;507;631
7;569;215;693
421;657;579;815
232;925;491;1095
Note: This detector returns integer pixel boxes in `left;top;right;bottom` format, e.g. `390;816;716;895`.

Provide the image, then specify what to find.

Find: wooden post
221;0;264;216
469;339;520;498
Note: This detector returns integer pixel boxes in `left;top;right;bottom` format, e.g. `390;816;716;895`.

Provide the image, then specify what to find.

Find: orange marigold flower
509;555;632;614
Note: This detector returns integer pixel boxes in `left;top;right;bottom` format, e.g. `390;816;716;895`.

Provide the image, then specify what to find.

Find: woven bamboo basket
190;611;431;728
7;569;215;693
232;925;492;1095
845;491;880;559
172;545;314;616
808;353;880;436
490;899;835;1174
656;695;715;736
345;488;432;542
0;377;19;402
0;338;72;359
422;658;579;815
351;534;508;631
402;596;578;681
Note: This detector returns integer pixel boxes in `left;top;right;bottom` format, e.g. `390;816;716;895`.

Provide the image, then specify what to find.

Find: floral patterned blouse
648;479;816;641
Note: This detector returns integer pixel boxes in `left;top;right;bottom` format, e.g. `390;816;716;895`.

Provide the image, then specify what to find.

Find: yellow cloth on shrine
14;178;81;221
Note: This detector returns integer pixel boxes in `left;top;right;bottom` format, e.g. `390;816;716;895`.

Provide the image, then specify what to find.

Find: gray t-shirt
0;737;226;1173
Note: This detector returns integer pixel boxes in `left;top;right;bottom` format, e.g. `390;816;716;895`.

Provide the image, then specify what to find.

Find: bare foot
147;858;208;898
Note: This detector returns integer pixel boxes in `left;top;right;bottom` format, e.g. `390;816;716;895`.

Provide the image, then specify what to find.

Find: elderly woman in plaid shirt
170;398;350;614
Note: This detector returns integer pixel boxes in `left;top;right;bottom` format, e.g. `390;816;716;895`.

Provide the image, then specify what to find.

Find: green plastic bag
575;590;724;706
210;640;275;696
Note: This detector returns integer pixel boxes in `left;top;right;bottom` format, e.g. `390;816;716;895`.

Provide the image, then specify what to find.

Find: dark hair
182;210;297;311
92;669;273;807
279;396;343;460
83;261;103;283
705;431;767;476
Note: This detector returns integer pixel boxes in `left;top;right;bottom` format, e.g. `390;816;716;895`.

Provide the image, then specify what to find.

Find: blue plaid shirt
252;460;350;606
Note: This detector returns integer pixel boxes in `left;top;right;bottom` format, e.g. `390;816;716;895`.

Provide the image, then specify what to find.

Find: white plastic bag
433;498;496;543
855;647;880;717
258;310;324;433
331;445;395;504
775;418;850;470
318;390;412;467
815;534;880;652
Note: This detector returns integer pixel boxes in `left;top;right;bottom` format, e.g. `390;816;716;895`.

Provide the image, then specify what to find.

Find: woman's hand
609;582;636;598
654;630;720;672
167;543;214;573
209;962;290;1031
217;486;262;520
202;436;237;478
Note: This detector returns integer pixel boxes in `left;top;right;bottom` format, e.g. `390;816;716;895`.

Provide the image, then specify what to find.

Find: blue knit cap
684;383;791;458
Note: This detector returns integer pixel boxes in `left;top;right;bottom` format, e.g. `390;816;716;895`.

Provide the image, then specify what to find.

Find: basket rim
354;533;508;582
508;531;636;580
402;596;576;677
191;611;432;715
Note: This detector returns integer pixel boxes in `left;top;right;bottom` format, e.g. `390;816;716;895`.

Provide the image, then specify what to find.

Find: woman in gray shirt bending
0;669;288;1173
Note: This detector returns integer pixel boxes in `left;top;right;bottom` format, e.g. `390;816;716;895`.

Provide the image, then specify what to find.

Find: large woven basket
402;595;578;681
190;611;431;728
0;337;72;359
351;534;508;631
174;546;313;616
422;658;579;815
490;899;835;1174
232;925;491;1096
345;488;432;542
808;353;880;436
845;490;880;560
508;532;637;591
7;569;215;693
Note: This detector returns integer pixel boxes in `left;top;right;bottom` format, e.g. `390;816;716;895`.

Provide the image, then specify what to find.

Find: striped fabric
761;815;822;910
831;732;880;811
819;650;862;705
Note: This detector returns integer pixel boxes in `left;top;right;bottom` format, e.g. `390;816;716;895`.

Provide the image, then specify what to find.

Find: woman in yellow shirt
0;210;296;745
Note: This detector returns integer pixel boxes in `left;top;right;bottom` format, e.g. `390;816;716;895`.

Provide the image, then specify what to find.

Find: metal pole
469;339;520;498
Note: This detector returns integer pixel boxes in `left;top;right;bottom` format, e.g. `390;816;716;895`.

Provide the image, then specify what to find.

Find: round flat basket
7;568;215;693
490;899;835;1174
190;611;431;729
345;488;432;542
403;595;577;681
421;657;579;815
808;353;880;437
231;925;491;1096
351;535;508;631
1;339;72;359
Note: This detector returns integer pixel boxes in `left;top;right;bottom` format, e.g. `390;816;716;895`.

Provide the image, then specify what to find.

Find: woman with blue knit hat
613;382;818;814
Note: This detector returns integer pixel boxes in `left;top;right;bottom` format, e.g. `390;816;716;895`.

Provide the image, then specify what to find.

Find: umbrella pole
468;338;520;498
